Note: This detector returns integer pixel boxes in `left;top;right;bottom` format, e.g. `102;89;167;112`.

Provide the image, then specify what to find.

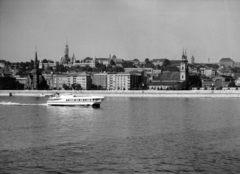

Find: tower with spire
191;55;195;64
71;53;76;64
64;38;69;59
180;48;189;82
60;38;70;64
32;47;39;89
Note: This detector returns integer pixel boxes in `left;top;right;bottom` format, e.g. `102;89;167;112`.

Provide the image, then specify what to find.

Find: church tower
92;55;96;68
33;47;39;89
180;48;189;82
64;38;69;59
191;55;195;64
72;53;76;64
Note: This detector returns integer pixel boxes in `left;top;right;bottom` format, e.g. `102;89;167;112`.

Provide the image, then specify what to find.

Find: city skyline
0;0;240;63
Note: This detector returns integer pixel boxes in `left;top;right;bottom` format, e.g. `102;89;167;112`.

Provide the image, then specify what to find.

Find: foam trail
0;102;47;106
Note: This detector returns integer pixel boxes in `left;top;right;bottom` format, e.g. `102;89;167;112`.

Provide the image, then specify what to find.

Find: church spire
64;38;69;58
34;46;39;90
35;46;38;69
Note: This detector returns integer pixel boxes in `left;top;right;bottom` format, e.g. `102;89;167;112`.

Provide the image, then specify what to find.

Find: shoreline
1;90;240;97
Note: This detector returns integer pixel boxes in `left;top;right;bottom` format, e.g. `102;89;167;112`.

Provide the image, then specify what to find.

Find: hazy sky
0;0;240;63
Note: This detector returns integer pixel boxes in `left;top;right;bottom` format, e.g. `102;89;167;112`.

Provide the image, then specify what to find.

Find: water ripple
1;97;240;173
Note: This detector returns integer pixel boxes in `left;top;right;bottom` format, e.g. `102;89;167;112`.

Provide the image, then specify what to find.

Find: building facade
220;58;235;68
212;75;234;88
51;73;91;90
92;73;108;89
107;73;141;90
75;73;91;90
152;59;166;66
52;74;69;89
204;68;216;77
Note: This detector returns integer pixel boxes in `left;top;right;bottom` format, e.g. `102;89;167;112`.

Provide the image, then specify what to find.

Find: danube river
0;96;240;173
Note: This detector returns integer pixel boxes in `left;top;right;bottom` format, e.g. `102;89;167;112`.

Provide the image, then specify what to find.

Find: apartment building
75;73;91;90
52;74;69;89
204;68;216;77
51;73;91;90
92;73;108;89
107;73;142;90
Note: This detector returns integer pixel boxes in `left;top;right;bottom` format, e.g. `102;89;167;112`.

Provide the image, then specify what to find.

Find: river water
0;96;240;174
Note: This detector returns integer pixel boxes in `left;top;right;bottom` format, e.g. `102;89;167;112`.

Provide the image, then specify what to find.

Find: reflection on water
0;96;240;173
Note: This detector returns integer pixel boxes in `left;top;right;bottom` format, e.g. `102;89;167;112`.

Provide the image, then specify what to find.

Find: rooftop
220;58;234;62
152;58;166;62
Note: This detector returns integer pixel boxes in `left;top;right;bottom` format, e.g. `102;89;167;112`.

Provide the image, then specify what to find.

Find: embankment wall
1;90;240;97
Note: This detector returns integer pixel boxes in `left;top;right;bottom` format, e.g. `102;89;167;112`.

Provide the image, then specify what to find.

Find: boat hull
47;102;101;107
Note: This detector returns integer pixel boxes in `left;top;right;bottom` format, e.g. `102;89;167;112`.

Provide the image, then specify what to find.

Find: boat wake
0;102;47;106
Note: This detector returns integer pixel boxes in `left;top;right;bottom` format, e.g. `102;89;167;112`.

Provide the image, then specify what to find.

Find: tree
38;75;49;90
55;64;66;72
113;66;124;72
122;61;135;68
156;65;161;69
6;61;11;66
189;75;202;88
162;59;171;67
145;58;150;64
0;77;24;90
177;81;189;90
91;84;97;90
144;58;155;69
228;80;236;87
110;60;116;66
30;60;34;69
20;62;27;71
75;84;82;90
85;65;92;72
42;59;48;63
145;62;155;69
106;65;113;72
46;66;53;71
231;67;240;73
62;83;69;90
72;83;82;90
162;65;179;72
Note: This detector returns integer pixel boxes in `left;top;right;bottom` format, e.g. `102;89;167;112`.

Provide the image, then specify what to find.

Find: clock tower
180;48;189;82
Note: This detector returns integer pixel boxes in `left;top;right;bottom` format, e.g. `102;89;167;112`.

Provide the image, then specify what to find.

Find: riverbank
1;90;240;97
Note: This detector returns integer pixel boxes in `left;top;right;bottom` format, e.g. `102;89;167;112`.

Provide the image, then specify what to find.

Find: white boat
47;93;105;108
39;93;54;97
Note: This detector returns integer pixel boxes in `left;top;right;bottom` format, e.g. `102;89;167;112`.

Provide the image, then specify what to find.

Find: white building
75;73;91;90
0;60;6;68
107;73;141;90
204;68;216;77
52;73;91;90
